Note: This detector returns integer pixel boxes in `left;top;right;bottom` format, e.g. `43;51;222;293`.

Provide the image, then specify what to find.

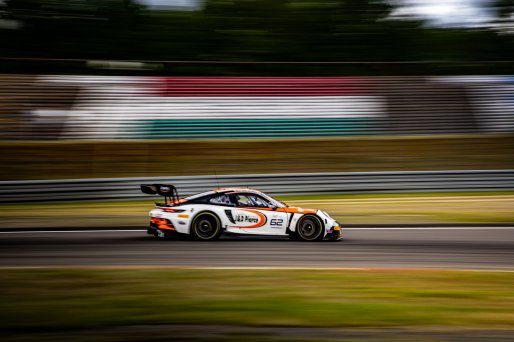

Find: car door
229;193;289;235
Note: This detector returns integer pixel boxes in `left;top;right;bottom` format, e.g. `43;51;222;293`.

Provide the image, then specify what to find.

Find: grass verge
1;268;513;333
1;192;513;229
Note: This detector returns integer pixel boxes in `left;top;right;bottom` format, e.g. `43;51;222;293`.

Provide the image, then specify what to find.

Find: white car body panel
147;188;341;240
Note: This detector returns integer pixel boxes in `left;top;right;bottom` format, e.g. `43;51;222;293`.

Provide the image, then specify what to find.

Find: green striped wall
137;118;378;139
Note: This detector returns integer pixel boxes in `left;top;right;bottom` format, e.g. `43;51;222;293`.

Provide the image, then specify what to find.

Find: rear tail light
160;208;186;213
150;217;176;230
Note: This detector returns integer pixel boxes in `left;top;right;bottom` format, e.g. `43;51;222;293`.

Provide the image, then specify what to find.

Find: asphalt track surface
1;227;514;270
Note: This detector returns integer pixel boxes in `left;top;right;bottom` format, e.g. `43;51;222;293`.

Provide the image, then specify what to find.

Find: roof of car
214;188;262;193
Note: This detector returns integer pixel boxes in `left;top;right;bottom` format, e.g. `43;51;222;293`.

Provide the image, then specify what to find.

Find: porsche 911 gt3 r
141;184;342;241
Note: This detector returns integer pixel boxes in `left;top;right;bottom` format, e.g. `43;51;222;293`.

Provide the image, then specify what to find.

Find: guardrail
1;170;513;203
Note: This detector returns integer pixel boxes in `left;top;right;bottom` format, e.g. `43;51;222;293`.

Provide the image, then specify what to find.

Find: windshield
260;193;288;208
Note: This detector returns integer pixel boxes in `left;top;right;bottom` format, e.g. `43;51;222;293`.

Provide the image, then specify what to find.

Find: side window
208;194;232;206
249;195;271;207
235;194;251;206
235;194;271;208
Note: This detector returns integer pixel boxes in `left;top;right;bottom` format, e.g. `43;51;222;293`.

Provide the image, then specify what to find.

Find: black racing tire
191;212;222;241
295;215;324;242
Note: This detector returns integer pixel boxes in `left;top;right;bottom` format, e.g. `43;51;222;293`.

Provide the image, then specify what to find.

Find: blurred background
1;2;514;342
0;0;513;183
0;0;513;220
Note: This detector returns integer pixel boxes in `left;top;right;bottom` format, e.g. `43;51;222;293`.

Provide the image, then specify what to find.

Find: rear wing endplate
140;184;180;205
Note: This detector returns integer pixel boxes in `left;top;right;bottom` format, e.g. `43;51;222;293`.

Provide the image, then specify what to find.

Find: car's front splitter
325;227;342;241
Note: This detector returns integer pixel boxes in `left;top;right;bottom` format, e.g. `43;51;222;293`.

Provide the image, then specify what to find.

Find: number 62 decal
270;219;283;226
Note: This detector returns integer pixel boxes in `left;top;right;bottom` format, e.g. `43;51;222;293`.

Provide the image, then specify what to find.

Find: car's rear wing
140;184;180;205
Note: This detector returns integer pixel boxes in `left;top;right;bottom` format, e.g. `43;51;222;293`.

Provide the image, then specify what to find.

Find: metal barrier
1;170;513;203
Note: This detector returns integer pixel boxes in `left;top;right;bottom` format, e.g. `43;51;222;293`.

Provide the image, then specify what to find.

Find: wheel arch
293;214;326;241
189;210;223;235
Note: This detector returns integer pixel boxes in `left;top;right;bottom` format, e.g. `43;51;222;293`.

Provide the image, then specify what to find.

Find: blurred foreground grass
1;192;513;229
2;135;513;180
1;269;513;340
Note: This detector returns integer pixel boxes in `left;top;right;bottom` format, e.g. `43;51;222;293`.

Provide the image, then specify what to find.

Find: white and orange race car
141;184;342;241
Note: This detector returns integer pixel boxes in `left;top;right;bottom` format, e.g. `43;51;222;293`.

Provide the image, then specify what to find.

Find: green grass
1;268;513;332
1;192;513;229
277;191;514;201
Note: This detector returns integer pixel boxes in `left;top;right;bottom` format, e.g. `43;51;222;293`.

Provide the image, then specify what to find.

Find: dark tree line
1;0;514;75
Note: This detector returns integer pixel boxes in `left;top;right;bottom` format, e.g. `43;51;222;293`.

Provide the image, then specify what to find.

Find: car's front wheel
295;215;324;241
191;212;222;241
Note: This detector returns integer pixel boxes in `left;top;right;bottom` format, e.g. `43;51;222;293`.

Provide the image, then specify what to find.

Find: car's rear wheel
295;215;324;241
191;212;222;241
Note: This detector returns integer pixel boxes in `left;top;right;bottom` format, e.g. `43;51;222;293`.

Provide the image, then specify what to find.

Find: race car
141;184;342;241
